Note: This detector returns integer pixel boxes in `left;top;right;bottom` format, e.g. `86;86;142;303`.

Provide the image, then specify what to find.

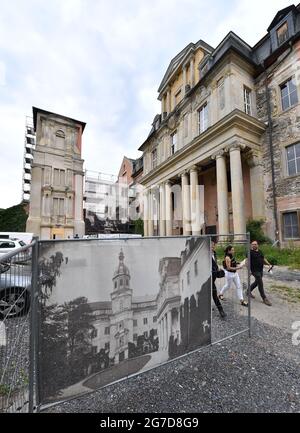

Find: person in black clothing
249;240;272;306
211;241;226;319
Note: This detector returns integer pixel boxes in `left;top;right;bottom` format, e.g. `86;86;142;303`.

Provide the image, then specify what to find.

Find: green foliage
0;203;28;232
133;218;144;236
246;219;271;243
215;243;300;269
0;383;10;396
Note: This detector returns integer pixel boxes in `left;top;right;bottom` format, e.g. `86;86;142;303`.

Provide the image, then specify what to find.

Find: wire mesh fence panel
210;234;251;343
0;243;34;413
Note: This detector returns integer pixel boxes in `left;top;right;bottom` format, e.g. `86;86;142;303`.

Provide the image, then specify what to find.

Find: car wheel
0;287;30;320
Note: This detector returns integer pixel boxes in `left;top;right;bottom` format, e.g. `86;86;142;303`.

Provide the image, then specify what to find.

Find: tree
63;297;96;383
40;303;68;400
0;203;28;232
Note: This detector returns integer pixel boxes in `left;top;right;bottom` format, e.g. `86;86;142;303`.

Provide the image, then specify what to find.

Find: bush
246;219;270;243
133;218;144;236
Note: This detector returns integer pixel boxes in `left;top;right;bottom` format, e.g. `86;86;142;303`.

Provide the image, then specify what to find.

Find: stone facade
26;107;85;240
138;5;300;246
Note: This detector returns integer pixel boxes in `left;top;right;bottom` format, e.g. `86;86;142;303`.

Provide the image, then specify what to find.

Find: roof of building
267;4;298;31
32;106;86;132
157;39;214;94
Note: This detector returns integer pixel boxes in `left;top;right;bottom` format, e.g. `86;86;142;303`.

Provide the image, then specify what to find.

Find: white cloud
0;0;294;208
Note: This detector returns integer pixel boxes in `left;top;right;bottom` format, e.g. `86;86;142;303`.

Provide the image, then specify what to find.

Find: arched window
55;129;65;149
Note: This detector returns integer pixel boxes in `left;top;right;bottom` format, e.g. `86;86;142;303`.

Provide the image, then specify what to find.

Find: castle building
26;107;86;239
139;4;300;246
90;238;210;365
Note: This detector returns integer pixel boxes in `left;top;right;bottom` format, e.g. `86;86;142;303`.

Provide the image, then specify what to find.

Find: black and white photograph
38;237;211;404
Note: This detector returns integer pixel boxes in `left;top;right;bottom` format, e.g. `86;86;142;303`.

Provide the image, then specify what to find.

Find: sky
0;0;294;209
42;237;188;303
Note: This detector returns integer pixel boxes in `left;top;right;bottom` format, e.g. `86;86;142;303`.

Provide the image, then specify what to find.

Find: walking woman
218;245;248;307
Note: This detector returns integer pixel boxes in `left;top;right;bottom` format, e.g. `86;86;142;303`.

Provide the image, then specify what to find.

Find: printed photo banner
37;237;211;405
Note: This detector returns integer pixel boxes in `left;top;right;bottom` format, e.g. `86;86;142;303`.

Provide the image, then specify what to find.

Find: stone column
190;166;201;235
159;183;166;236
148;189;154;236
26;165;43;237
181;171;191;235
167;310;172;344
74;172;85;237
248;154;266;220
143;189;149;237
215;151;229;235
164;314;168;350
229;144;246;236
165;181;173;236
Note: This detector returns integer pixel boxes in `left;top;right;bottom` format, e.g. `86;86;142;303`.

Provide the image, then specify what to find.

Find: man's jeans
250;271;266;300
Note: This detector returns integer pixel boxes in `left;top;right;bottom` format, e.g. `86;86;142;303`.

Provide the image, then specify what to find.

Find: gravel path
43;303;300;413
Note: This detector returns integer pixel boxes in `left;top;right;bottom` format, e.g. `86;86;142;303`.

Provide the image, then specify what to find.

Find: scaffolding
22;116;36;203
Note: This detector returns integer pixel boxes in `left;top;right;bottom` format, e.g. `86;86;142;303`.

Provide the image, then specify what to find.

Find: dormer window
277;21;289;46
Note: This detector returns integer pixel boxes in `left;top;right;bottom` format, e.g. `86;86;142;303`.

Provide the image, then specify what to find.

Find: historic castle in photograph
89;238;210;365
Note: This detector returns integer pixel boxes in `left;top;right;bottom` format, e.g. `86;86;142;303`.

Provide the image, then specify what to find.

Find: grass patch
269;284;300;303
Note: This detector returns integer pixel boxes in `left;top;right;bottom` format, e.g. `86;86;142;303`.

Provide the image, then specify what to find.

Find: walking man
211;240;226;319
250;240;272;306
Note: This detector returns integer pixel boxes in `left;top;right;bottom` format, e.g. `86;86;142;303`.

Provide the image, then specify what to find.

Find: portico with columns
141;111;266;238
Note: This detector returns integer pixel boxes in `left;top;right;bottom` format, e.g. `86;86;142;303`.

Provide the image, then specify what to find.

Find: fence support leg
247;232;252;338
29;238;39;413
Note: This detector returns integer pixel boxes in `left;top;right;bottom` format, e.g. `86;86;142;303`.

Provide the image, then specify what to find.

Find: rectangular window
170;131;177;155
53;198;65;216
280;78;298;111
105;342;110;350
198;103;208;134
194;260;198;276
277;22;289;46
144;331;148;338
152;148;157;169
104;327;110;335
143;318;148;325
53;169;65;186
133;319;137;327
133;333;138;341
91;346;97;355
187;271;190;285
244;86;252;115
175;88;182;106
286;143;300;176
153;316;157;323
283;212;299;239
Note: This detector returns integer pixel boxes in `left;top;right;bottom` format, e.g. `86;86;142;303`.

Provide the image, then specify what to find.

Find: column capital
189;165;199;173
211;149;227;160
181;169;189;178
226;141;246;153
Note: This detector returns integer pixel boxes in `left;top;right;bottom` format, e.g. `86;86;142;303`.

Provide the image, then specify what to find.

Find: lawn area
83;354;152;390
216;243;300;270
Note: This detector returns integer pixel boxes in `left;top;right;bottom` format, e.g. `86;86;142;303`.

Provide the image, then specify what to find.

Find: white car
0;238;30;262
